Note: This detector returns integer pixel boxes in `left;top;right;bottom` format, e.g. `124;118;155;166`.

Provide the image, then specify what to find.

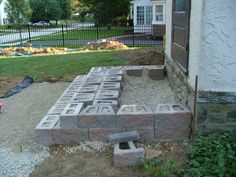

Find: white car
33;21;50;26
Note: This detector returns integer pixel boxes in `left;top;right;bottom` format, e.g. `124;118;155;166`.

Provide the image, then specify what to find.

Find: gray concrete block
114;141;145;167
125;66;144;77
93;99;119;112
84;76;103;85
72;93;95;106
146;65;165;80
108;131;140;144
35;115;59;145
106;68;124;76
103;76;122;83
47;103;68;115
60;103;84;129
154;104;192;128
99;82;121;91
89;128;122;141
95;90;119;101
78;105;116;128
117;105;154;128
78;85;99;93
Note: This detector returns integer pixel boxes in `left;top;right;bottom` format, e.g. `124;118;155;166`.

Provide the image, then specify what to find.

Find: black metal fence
0;23;164;48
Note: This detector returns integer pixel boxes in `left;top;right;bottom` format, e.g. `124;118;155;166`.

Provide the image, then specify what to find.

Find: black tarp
0;76;34;99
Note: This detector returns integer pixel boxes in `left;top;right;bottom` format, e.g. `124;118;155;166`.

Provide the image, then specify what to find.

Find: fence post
96;24;99;40
19;27;23;46
27;25;32;44
62;24;65;47
132;24;135;47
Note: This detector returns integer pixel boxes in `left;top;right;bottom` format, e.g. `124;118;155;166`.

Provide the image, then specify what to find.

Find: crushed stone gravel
0;82;69;177
120;70;177;111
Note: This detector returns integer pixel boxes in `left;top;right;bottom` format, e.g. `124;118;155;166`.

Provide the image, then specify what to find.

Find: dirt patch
80;40;129;51
0;77;23;97
117;47;164;66
0;47;77;56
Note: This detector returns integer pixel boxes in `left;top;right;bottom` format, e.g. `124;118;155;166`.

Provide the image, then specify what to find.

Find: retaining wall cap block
95;90;119;100
108;131;140;144
114;141;145;167
47;103;68;115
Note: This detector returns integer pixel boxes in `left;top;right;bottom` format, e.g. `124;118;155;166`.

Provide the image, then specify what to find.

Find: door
171;0;191;73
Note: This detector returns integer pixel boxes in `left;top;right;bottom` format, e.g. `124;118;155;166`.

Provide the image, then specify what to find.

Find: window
175;0;185;12
137;6;144;25
146;6;152;25
130;4;134;19
137;6;153;25
155;5;164;22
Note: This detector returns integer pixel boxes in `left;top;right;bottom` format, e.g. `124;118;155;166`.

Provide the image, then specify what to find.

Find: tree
57;0;72;19
29;0;62;22
81;0;130;25
4;0;31;24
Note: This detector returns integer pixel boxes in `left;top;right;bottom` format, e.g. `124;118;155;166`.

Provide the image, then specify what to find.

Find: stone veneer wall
165;55;236;133
165;55;194;111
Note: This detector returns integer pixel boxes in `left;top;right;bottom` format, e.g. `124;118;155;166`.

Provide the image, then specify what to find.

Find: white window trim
152;4;166;25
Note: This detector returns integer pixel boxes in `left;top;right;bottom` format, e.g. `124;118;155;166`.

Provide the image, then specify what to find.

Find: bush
182;132;236;177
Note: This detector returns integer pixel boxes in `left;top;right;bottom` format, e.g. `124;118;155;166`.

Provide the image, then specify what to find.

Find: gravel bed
120;71;177;111
0;82;69;177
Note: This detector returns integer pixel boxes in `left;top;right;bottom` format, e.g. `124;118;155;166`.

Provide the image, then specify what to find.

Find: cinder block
53;123;89;144
103;76;122;83
47;103;68;115
60;103;84;129
114;141;145;167
93;99;119;112
125;66;144;77
56;94;74;103
95;90;119;101
78;105;116;128
99;82;121;95
89;128;122;141
155;126;191;141
117;105;154;128
78;85;99;93
126;127;154;141
35;115;59;145
146;65;165;80
84;76;103;85
106;68;124;76
72;93;95;106
90;67;108;73
108;131;140;144
154;104;192;128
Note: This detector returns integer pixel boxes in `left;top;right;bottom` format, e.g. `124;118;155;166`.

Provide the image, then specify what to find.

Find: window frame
153;4;165;25
136;5;153;26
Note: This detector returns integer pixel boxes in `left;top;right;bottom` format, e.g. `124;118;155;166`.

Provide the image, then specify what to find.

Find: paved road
0;23;94;46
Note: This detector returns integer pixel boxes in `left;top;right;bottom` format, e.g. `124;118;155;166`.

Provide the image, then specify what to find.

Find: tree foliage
81;0;130;25
4;0;31;24
57;0;72;19
29;0;62;22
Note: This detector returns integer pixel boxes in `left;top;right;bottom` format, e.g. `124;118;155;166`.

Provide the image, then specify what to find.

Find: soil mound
117;48;164;65
80;40;128;51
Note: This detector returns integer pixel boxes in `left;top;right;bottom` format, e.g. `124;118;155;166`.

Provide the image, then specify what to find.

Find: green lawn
37;27;129;40
0;50;128;81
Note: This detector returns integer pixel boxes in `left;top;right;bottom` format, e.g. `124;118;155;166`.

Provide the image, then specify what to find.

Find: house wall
165;0;236;132
0;0;8;25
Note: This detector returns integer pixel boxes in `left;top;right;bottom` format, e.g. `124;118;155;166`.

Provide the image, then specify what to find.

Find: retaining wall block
53;123;89;144
126;127;154;141
103;76;123;83
72;93;95;106
117;105;154;128
114;141;145;167
78;85;99;93
35;115;59;145
125;66;144;77
93;99;119;112
95;90;119;101
60;103;84;129
89;128;123;141
78;105;117;128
